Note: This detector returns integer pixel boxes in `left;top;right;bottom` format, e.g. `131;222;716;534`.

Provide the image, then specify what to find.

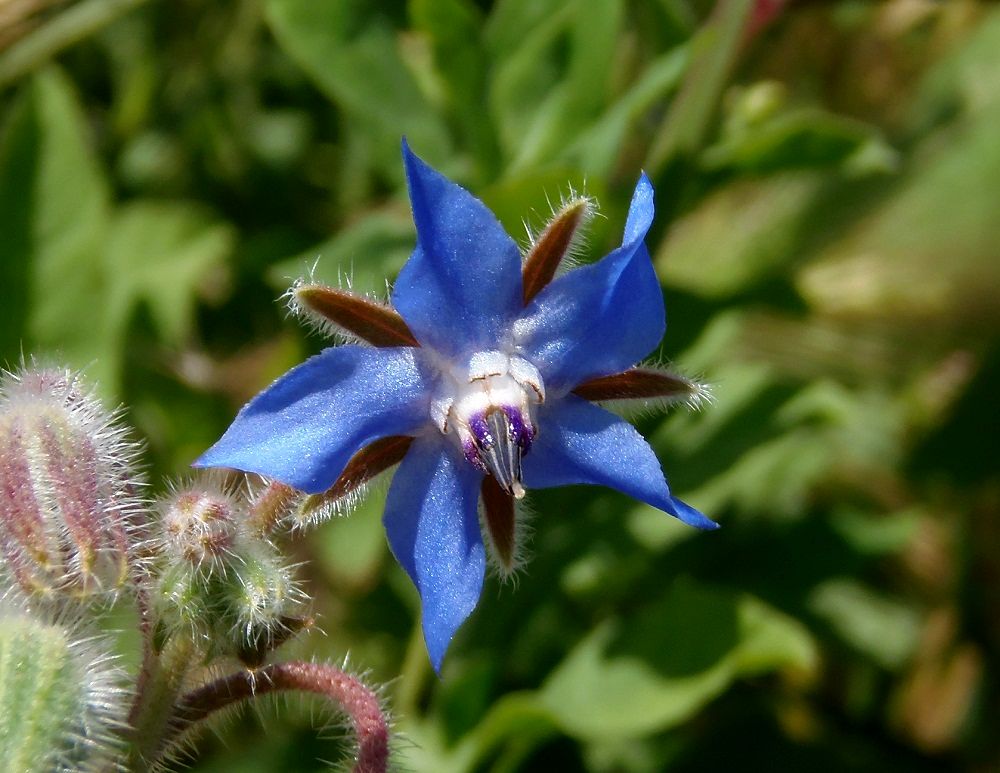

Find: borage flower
196;142;718;671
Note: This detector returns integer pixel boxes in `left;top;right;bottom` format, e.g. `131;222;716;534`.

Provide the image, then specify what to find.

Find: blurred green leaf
656;171;824;297
702;106;897;174
0;69;233;394
538;580;815;739
830;507;922;557
808;578;921;669
105;201;234;346
269;209;416;296
489;0;624;173
798;102;1000;329
647;0;753;170
410;0;499;178
264;0;450;181
909;7;1000;129
487;0;574;165
0;67;111;383
311;489;388;589
565;46;688;179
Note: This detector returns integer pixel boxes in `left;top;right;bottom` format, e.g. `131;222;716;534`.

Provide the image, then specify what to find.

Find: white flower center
431;351;545;498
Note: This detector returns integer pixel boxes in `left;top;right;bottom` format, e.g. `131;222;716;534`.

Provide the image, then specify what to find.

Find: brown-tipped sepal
290;283;419;347
572;366;710;409
293;435;414;528
480;475;527;578
522;196;594;305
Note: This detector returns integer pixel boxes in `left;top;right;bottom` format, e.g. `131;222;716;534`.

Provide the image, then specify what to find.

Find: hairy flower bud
220;539;303;657
0;592;130;772
151;476;305;661
0;366;143;600
158;481;239;570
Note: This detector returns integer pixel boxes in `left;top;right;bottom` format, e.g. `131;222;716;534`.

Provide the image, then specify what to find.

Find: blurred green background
2;0;999;770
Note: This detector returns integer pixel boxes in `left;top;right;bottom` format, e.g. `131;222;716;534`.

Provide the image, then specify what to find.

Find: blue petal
392;141;523;358
522;395;718;530
194;346;431;494
513;174;665;393
383;435;486;672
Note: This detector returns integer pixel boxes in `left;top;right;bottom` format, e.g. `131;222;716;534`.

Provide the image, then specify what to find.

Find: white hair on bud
0;589;132;773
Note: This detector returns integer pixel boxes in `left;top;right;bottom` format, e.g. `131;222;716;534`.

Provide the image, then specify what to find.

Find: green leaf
264;0;450;181
410;0;499;178
647;0;754;170
311;490;388;589
268;209;416;296
518;0;625;173
0;68;111;381
702;106;898;174
808;579;921;669
656;171;825;297
909;6;1000;129
487;0;574;164
564;46;689;179
538;580;816;739
105;201;234;346
798;101;1000;329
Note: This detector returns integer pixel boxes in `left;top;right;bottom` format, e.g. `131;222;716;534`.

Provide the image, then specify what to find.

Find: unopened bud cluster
0;366;143;601
152;479;306;663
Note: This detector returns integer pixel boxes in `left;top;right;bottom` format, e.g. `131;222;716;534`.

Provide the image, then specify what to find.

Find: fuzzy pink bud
158;483;239;568
0;366;143;599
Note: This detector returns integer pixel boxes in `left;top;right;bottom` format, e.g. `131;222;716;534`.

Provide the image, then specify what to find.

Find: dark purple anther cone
502;406;534;452
469;414;494;449
463;440;488;474
467;408;528;496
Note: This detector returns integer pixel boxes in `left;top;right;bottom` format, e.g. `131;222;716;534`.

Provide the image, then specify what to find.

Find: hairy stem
125;636;195;770
169;661;389;773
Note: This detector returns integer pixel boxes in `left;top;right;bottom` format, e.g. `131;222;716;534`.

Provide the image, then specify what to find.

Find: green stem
125;635;194;770
394;618;430;718
0;0;150;89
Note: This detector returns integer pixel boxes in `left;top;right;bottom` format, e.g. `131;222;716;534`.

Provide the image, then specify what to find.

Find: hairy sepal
289;282;418;347
572;365;711;411
293;436;413;528
522;195;594;305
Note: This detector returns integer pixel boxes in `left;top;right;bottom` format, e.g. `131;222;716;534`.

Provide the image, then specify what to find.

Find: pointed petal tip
622;172;656;247
426;631;447;676
668;496;720;530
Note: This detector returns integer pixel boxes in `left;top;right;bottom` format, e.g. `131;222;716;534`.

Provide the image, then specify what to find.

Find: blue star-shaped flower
196;142;718;670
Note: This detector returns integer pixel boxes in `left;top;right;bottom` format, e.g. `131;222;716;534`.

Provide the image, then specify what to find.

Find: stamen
437;351;543;494
471;409;523;495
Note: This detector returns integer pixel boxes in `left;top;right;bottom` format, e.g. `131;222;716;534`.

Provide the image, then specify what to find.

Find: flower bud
0;366;143;600
0;592;130;771
220;539;302;655
151;476;305;661
157;481;239;570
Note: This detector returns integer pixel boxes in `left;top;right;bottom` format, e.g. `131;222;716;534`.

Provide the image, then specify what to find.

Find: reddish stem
172;661;389;773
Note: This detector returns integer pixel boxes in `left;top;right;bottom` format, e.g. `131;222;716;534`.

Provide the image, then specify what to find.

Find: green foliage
2;0;999;770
